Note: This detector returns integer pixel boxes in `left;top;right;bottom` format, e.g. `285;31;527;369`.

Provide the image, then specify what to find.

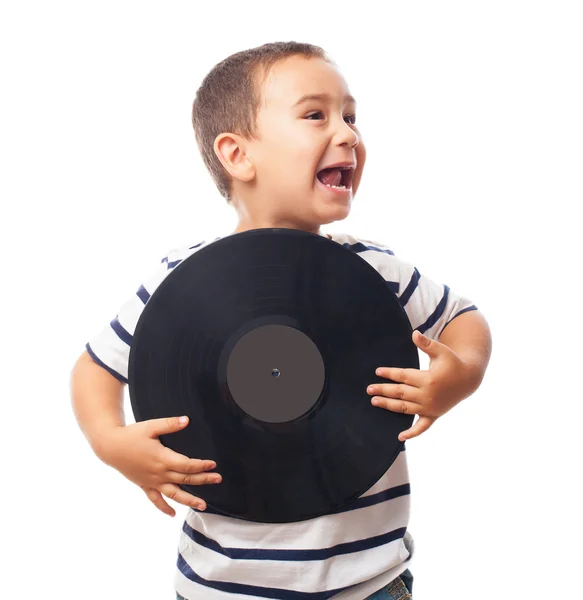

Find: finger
370;396;422;415
145;415;190;438
142;486;176;517
374;367;425;388
159;447;217;474
412;330;444;358
167;470;222;487
398;416;435;441
159;483;208;510
367;382;421;403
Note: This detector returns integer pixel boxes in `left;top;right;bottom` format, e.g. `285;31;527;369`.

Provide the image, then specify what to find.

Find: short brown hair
191;41;335;203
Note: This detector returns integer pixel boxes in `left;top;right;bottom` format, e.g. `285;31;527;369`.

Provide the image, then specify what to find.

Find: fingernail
179;416;188;424
376;368;382;375
367;386;374;393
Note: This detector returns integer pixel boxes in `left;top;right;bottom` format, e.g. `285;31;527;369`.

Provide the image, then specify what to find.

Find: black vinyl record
128;228;419;523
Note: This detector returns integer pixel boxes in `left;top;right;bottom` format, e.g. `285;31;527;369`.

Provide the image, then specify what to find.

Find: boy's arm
70;350;222;515
70;350;126;460
437;309;492;392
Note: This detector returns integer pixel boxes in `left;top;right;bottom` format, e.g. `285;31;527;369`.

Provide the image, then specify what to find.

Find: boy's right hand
96;415;221;517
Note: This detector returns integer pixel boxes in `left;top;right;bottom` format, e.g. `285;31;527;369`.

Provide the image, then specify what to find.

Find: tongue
318;167;343;187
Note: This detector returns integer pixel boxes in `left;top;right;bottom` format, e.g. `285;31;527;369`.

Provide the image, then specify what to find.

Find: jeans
366;568;413;599
176;569;413;599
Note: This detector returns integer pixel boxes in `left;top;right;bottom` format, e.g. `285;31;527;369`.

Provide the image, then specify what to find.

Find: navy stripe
162;256;183;269
342;242;395;256
451;305;478;320
110;316;132;346
85;343;128;384
136;285;150;304
416;284;449;334
440;305;479;335
162;241;203;266
177;553;350;599
385;280;399;295
182;521;407;561
332;483;410;514
400;268;420;307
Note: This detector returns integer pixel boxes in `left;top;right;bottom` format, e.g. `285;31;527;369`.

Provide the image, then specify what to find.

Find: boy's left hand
366;330;476;441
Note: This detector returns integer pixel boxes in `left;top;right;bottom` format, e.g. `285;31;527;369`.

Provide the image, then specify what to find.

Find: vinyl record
128;228;419;523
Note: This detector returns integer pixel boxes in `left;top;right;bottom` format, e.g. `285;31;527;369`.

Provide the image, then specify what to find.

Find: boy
70;41;491;599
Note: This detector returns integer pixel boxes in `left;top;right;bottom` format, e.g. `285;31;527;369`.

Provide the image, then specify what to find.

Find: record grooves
128;228;418;523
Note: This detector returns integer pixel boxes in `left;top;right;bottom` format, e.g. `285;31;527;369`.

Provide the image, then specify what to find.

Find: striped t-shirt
86;231;478;600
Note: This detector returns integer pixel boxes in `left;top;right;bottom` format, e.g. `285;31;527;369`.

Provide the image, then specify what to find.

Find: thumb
412;330;438;356
146;415;189;438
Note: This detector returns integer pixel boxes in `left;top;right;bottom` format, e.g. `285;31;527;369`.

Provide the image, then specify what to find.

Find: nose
333;115;359;148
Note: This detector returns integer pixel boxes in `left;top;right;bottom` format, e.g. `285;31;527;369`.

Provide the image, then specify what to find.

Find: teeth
325;183;347;189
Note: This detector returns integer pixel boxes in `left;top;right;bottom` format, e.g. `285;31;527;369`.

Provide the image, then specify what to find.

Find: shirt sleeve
85;256;174;383
398;263;478;340
357;237;478;341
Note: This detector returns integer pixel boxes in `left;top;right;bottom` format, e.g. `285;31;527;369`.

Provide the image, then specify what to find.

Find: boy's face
229;55;366;232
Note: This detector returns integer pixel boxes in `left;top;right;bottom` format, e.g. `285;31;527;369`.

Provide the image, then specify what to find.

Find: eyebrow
293;93;357;108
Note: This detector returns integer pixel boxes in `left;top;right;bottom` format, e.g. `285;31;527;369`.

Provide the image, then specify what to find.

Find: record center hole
271;369;281;378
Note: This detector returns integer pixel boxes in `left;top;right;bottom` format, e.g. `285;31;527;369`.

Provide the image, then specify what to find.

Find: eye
305;111;357;125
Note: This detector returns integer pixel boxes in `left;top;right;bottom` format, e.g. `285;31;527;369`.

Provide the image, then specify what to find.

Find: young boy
71;42;491;600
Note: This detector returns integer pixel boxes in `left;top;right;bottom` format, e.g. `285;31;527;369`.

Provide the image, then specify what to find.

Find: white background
1;1;581;598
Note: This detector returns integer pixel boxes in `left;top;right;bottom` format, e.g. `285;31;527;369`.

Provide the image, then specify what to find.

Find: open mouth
316;166;354;191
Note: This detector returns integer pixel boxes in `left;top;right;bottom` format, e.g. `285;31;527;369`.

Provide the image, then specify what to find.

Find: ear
214;133;255;183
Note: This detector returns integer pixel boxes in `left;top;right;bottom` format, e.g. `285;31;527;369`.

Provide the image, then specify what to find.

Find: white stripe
174;568;263;600
411;278;475;339
180;496;409;592
88;327;130;380
359;451;409;497
344;233;475;340
330;532;414;600
87;243;209;379
174;534;414;600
